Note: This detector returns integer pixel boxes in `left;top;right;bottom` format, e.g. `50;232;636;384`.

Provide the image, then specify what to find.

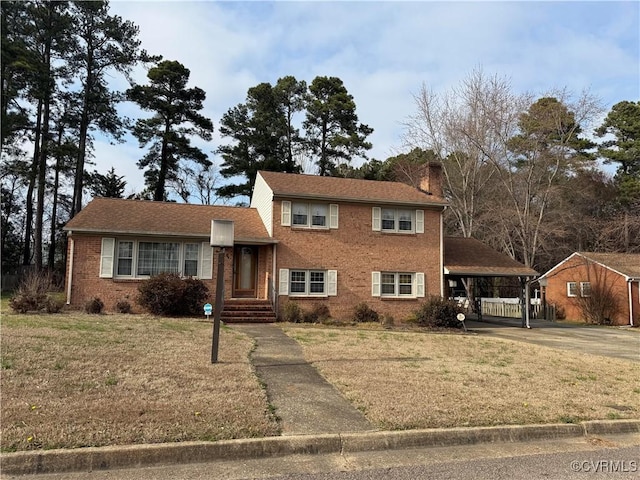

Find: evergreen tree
303;76;373;176
127;60;213;201
89;167;127;198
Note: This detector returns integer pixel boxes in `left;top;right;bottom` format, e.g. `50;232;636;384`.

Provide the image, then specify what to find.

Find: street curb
2;420;638;476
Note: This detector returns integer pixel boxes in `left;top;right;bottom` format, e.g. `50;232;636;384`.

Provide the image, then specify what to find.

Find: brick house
63;167;533;321
539;252;640;326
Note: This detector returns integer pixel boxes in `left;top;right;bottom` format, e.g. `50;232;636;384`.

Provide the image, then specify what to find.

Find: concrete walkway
232;324;375;435
466;316;640;362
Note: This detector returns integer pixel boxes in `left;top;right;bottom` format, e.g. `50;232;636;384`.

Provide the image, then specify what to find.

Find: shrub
9;270;56;313
414;296;462;328
182;277;210;315
115;299;132;314
45;293;65;313
281;301;303;323
353;302;379;323
85;297;104;314
137;273;209;316
381;314;394;328
310;303;331;322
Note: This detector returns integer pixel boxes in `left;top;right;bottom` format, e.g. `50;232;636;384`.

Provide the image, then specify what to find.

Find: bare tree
403;69;526;238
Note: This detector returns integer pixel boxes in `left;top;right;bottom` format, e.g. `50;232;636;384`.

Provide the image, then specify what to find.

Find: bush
182;277;210;315
414;296;462;328
301;303;331;323
45;293;65;313
85;297;104;314
9;270;56;313
281;301;303;323
137;273;209;316
115;299;132;314
381;314;394;328
353;302;379;323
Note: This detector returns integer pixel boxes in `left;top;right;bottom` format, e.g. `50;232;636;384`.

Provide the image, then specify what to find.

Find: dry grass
1;312;279;452
283;326;640;430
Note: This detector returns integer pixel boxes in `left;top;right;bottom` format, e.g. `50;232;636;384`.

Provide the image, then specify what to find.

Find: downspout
628;279;635;326
66;235;74;305
440;206;445;297
272;243;278;314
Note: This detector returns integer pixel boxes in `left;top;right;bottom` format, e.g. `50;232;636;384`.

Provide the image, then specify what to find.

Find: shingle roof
577;252;640;279
258;171;447;207
64;198;273;243
444;237;538;277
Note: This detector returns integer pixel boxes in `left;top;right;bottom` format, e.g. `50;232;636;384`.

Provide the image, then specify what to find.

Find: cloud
95;0;638;199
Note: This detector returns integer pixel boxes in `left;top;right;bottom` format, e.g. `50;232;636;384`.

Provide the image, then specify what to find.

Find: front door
233;245;258;298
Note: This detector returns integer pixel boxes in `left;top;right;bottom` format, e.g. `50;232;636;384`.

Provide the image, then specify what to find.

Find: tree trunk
23;99;43;266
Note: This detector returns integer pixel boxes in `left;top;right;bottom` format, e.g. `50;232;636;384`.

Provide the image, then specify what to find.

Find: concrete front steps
221;299;277;323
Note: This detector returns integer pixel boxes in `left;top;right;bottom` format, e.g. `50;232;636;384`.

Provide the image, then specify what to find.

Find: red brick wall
65;234;272;313
272;200;443;321
545;255;633;325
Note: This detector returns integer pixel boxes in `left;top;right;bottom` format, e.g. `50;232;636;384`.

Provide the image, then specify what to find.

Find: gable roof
257;171;447;207
542;252;640;280
444;237;538;277
64;198;273;243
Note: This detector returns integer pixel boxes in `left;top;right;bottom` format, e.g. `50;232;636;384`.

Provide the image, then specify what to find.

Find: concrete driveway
466;317;639;362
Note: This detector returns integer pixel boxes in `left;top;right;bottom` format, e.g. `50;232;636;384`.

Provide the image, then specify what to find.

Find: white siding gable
250;172;274;236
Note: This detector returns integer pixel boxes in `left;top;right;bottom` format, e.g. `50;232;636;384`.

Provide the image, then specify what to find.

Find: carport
443;237;539;327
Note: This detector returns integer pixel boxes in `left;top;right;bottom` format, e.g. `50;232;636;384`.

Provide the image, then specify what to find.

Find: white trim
281;201;291;226
416;272;425;297
329;204;339;229
100;237;115;278
372;271;381;296
415;209;424;234
200;242;213;279
279;268;289;295
372;207;381;231
327;270;337;296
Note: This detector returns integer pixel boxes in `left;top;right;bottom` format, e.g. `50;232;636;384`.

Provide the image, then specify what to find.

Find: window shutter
329;204;339;229
327;270;337;296
281;201;291;226
279;268;289;295
100;238;115;278
415;210;424;234
200;243;213;279
372;207;381;231
416;272;425;297
372;271;381;297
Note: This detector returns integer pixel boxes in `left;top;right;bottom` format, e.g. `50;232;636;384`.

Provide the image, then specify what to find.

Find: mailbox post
210;220;234;363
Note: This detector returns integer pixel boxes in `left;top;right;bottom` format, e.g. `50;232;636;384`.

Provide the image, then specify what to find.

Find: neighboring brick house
63;166;534;321
539;252;640;326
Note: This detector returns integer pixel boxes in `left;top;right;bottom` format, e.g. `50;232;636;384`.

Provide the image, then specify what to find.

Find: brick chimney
419;162;443;198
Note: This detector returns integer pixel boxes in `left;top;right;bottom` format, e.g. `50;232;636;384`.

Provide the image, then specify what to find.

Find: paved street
8;433;638;480
466;317;640;362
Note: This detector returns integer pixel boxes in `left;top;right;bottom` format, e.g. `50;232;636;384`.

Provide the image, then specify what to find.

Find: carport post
521;277;531;328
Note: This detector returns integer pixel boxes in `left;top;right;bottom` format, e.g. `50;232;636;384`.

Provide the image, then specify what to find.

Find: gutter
628;279;635;327
273;193;448;208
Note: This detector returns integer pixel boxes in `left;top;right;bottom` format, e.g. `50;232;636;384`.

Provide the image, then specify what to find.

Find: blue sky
98;0;640;199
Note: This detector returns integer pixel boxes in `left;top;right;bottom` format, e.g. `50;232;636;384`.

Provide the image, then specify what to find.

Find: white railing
480;299;556;320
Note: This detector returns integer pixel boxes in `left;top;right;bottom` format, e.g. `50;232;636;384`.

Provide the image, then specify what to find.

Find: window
580;282;591;297
137;242;180;276
567;282;577;297
292;202;328;228
281;201;339;229
184;243;199;277
290;269;325;296
117;241;133;276
372;271;425;298
372;208;424;234
113;240;204;278
381;272;414;297
278;268;338;296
